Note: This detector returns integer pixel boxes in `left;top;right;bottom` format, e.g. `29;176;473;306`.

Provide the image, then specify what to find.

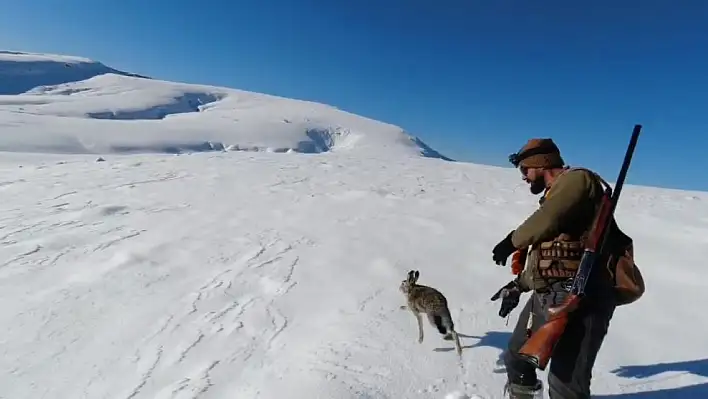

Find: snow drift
0;51;451;160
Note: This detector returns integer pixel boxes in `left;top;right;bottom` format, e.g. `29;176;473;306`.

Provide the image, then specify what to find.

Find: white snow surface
1;51;708;398
0;51;448;160
2;151;708;399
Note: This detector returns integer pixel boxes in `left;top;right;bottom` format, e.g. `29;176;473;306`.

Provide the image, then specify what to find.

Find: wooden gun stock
516;293;580;369
516;251;597;369
516;124;642;371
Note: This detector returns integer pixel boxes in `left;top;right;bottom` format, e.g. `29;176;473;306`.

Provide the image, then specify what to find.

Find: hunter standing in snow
489;138;619;399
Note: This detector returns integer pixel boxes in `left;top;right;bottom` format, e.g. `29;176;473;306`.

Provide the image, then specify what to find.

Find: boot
503;379;543;398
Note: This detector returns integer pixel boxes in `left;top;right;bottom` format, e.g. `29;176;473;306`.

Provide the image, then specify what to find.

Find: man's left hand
490;279;522;318
492;231;516;266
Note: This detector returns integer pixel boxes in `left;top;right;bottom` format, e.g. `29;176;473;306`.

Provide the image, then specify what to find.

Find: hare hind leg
450;329;462;356
431;313;463;356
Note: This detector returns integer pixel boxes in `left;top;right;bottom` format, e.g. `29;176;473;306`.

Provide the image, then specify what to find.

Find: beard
529;176;546;195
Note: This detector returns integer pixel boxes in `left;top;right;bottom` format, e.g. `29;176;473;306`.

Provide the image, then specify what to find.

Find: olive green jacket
511;167;605;291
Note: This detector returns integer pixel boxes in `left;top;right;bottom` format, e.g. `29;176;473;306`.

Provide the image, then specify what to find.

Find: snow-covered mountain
0;51;450;160
0;50;148;95
1;51;707;399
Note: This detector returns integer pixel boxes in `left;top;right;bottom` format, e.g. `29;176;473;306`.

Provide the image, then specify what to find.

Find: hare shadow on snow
433;330;510;360
595;358;708;398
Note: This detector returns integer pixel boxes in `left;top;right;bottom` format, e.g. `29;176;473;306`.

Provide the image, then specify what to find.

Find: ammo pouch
537;239;584;279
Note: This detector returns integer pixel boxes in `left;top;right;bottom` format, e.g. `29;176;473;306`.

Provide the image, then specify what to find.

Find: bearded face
529;175;546;195
522;167;546;195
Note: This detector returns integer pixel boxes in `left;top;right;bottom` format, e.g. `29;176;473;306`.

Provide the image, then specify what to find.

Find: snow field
0;152;707;398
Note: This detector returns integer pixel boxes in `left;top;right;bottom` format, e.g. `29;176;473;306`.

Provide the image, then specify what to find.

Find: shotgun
516;124;642;370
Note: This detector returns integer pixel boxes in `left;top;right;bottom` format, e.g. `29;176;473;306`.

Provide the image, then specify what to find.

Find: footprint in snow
98;205;130;216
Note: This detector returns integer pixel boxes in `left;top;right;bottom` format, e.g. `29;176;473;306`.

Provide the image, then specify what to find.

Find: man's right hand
492;231;516;266
491;279;522;318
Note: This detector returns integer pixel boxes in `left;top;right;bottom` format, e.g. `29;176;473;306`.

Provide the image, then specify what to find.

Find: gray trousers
503;284;616;398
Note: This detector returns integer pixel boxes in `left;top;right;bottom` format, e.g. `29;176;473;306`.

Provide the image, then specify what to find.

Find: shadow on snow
597;358;708;398
435;332;708;398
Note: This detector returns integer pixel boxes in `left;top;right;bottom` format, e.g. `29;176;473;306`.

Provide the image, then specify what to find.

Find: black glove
492;231;516;266
491;279;522;318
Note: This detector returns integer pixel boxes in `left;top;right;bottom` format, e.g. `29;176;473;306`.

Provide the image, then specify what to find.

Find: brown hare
399;270;462;356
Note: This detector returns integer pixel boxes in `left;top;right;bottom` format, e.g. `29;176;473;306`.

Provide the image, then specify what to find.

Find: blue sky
2;0;707;191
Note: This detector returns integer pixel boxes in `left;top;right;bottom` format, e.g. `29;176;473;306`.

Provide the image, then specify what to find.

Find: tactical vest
535;233;585;279
528;167;605;282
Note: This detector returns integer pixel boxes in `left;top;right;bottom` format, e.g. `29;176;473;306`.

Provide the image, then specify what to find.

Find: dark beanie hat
516;138;565;169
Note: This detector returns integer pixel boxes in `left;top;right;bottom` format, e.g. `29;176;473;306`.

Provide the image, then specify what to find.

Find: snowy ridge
0;50;147;95
0;51;450;160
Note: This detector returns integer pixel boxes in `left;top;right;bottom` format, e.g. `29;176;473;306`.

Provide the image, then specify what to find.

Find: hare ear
413;270;420;282
407;270;416;282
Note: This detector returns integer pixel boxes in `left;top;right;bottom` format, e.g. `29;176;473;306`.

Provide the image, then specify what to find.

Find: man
489;138;618;399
